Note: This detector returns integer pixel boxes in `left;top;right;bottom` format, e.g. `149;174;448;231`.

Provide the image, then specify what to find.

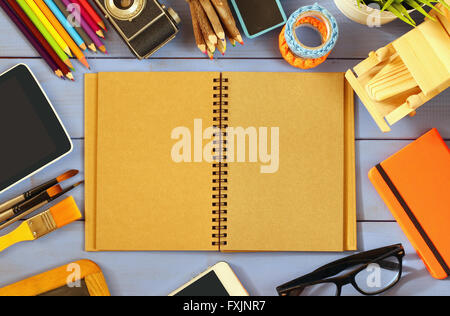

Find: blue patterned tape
285;3;339;59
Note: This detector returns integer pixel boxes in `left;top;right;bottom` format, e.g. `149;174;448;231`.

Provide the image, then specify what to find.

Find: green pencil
16;0;73;69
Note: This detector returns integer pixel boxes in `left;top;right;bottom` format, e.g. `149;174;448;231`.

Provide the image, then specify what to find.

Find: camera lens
115;0;132;9
105;0;145;20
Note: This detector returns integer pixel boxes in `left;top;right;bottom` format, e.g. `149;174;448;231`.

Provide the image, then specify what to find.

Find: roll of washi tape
279;3;339;69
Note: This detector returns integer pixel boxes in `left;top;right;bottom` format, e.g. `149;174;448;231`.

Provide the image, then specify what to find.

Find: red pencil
69;0;104;38
78;0;106;31
0;0;62;78
4;0;73;80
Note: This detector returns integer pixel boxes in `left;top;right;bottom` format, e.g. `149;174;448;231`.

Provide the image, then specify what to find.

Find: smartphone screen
233;0;285;36
174;271;230;296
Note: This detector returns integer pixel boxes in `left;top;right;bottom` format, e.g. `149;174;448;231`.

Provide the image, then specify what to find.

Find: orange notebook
369;129;450;279
85;72;356;252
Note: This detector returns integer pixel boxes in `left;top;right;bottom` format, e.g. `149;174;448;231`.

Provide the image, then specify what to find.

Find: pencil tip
81;58;90;69
67;72;74;81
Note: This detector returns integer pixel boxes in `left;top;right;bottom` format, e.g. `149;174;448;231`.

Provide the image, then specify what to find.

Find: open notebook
85;72;356;252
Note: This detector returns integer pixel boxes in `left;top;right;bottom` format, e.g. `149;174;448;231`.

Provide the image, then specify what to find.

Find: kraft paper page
221;72;348;252
89;72;217;251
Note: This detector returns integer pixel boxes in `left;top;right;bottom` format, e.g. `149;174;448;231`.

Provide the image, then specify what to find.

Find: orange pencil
34;0;90;69
78;0;106;31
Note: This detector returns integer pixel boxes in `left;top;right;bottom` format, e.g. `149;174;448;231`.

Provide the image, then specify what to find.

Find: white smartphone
169;262;249;296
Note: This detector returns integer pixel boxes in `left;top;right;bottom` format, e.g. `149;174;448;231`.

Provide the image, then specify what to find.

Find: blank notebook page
95;72;216;251
222;72;345;252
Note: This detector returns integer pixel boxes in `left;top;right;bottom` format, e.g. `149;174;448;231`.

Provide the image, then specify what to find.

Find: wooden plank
0;59;448;140
0;0;416;59
0;222;447;296
2;139;448;222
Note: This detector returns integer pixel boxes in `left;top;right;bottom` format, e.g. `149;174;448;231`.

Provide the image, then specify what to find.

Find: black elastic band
376;164;450;276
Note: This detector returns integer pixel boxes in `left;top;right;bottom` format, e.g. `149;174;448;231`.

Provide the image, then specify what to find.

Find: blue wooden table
0;0;449;296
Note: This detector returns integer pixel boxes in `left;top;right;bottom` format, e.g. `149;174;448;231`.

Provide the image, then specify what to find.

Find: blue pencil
43;0;86;50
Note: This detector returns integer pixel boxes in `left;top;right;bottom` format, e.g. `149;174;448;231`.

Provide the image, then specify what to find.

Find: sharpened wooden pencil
15;0;74;69
187;0;206;55
52;0;96;52
44;0;86;50
78;0;106;31
210;0;243;45
0;0;63;78
199;0;225;41
69;0;104;38
23;0;73;56
34;0;90;69
61;0;106;53
5;0;72;76
192;0;217;45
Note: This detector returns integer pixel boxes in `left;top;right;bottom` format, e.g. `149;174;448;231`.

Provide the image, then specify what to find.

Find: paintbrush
0;181;84;230
0;196;81;253
0;170;79;214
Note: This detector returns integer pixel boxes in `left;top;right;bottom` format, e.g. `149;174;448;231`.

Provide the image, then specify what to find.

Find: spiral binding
212;74;229;249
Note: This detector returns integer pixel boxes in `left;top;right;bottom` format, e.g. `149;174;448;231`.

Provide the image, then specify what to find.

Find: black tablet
0;64;72;194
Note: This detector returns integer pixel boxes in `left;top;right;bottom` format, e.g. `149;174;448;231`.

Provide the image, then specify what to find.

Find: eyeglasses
276;244;405;296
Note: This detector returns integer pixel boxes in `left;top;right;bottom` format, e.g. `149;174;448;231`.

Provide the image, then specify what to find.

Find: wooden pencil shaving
186;0;243;59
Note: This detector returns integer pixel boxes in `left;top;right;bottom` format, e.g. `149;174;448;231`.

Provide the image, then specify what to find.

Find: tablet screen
233;0;285;36
0;65;72;192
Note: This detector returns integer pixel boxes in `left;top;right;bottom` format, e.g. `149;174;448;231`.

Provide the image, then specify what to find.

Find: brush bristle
49;196;82;228
47;185;62;197
57;169;79;182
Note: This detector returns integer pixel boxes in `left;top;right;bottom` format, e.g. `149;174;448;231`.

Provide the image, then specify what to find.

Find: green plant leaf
405;0;437;20
387;4;417;25
382;0;396;11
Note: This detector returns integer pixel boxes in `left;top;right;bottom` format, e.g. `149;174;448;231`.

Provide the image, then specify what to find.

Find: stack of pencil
0;0;108;80
187;0;243;59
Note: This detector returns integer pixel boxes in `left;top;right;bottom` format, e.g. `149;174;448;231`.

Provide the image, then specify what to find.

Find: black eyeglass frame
276;244;405;296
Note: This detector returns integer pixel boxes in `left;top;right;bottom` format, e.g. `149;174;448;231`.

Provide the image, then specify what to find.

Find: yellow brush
0;197;81;253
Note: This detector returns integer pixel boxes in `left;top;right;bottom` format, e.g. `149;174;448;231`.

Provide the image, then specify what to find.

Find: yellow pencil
34;0;90;68
24;0;72;57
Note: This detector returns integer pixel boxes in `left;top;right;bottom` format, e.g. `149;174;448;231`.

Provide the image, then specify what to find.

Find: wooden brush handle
0;223;34;253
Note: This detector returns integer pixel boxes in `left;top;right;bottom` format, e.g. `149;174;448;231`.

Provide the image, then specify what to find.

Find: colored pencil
52;0;96;52
70;0;104;38
13;0;74;69
61;0;106;53
23;0;72;56
34;0;90;68
5;0;72;79
0;0;62;78
78;0;106;31
44;0;86;50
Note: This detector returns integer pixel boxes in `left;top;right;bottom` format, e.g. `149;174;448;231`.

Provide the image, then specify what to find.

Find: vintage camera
94;0;180;59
